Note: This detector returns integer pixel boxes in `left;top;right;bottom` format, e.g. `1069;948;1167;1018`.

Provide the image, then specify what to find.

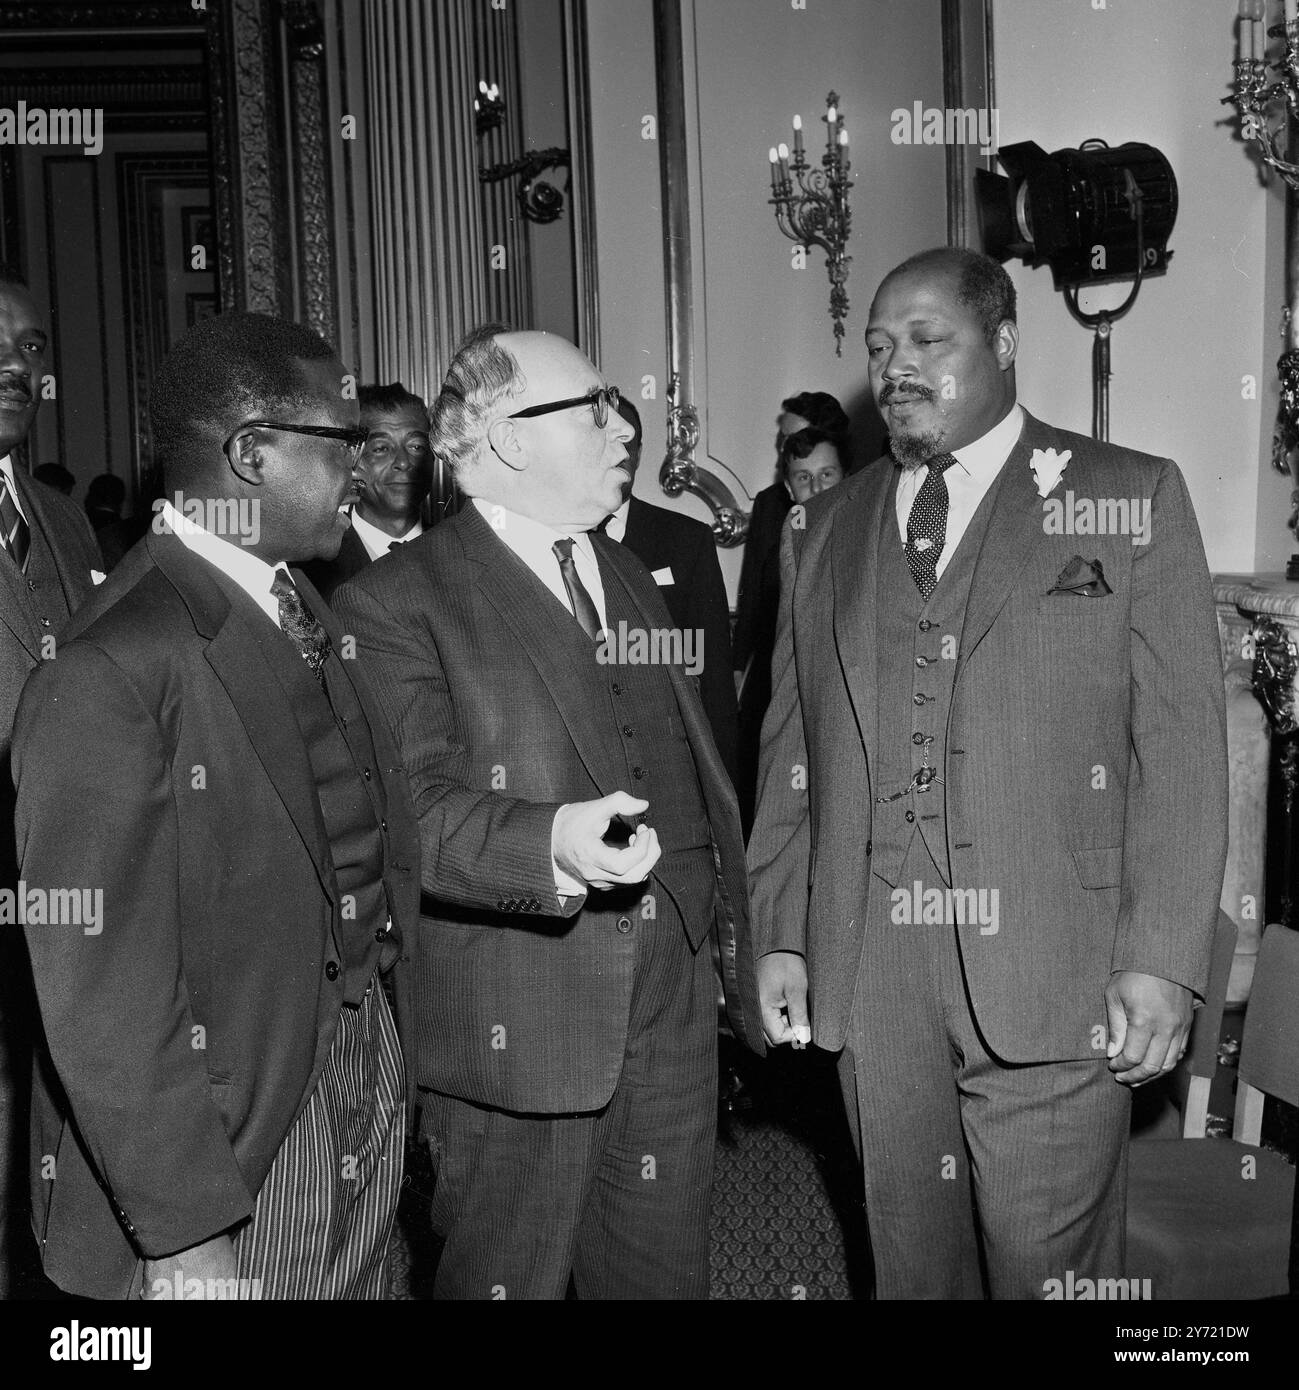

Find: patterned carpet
390;1037;871;1300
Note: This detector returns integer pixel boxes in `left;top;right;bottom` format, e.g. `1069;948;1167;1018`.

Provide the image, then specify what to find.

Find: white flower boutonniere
90;569;106;586
1029;447;1071;499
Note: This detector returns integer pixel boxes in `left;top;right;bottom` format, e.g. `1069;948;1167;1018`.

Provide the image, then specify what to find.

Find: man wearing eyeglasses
303;381;432;602
11;310;420;1299
334;326;762;1300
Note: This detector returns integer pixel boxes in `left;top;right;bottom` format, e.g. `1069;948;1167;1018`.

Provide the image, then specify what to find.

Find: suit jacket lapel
14;470;91;616
459;504;624;792
957;409;1053;670
832;466;893;748
149;529;337;903
0;549;39;657
597;536;740;816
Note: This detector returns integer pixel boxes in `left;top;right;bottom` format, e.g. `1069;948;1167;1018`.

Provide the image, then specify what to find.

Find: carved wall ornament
1249;612;1299;735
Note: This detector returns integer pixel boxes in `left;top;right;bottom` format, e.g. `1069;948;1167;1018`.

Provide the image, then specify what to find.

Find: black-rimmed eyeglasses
508;385;621;429
223;420;369;462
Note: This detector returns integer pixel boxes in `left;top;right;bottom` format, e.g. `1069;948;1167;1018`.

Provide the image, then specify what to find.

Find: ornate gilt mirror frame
650;0;994;545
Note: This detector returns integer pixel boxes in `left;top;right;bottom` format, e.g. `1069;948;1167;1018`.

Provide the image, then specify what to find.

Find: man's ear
224;427;268;487
485;417;527;473
994;319;1019;372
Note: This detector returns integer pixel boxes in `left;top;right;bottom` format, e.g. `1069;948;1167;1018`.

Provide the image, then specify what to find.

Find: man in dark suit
12;311;419;1299
603;395;737;782
748;248;1228;1298
0;270;102;1296
733;390;850;836
334;326;763;1300
303;382;431;602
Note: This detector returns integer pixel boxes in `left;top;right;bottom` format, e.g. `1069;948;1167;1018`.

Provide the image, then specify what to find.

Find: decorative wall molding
941;0;995;250
208;0;284;315
0;66;206;119
0;1;196;29
564;0;600;362
361;0;487;394
284;0;336;345
117;153;211;487
652;0;747;546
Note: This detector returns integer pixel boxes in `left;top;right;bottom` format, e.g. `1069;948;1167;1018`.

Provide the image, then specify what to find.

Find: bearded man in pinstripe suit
749;248;1228;1299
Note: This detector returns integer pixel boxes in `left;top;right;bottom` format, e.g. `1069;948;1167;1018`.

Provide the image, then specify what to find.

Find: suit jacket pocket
1071;845;1122;888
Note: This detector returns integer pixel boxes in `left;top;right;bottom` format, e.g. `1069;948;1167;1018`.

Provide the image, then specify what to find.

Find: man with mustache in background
0;269;101;1296
303;382;432;602
748;247;1228;1298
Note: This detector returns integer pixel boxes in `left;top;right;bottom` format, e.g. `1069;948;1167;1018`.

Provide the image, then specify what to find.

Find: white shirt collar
471;496;607;630
159;499;286;629
471;495;597;563
350;507;425;561
945;403;1024;482
603;497;631;544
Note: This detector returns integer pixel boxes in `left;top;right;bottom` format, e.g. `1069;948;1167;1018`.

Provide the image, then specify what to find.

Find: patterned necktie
904;453;958;602
0;473;31;572
271;567;332;685
552;537;603;641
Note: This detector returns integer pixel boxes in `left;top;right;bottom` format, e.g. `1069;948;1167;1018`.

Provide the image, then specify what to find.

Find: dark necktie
0;473;31;572
552;537;603;641
904;453;958;602
271;567;332;685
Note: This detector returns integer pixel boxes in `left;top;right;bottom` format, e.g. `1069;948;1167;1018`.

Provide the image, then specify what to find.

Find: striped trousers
232;979;405;1299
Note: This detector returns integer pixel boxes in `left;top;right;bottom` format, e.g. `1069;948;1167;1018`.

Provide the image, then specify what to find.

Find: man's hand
142;1233;238;1299
1104;971;1194;1087
552;791;661;891
758;950;810;1048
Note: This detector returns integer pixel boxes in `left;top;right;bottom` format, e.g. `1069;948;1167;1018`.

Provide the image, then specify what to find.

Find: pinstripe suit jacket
333;501;763;1114
12;527;420;1299
747;410;1229;1062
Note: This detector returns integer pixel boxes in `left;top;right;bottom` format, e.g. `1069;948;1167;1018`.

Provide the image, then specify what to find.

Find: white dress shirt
472;496;608;632
160;499;287;630
350;508;425;561
0;453;31;525
473;496;613;901
894;404;1024;580
602;498;631;545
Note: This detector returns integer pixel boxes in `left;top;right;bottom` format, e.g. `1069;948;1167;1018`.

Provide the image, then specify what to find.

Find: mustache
0;377;31;401
880;383;934;405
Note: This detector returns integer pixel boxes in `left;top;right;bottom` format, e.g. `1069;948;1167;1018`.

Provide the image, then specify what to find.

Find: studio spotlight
976;140;1177;290
975;139;1178;440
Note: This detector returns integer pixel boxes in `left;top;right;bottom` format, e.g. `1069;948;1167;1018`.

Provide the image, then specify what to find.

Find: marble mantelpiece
1214;574;1299;1003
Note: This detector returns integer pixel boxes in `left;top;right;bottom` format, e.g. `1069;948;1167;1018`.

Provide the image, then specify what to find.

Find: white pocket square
90;569;106;585
651;566;674;586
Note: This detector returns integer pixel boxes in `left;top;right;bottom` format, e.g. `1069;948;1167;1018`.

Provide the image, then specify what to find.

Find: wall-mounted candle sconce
767;92;853;354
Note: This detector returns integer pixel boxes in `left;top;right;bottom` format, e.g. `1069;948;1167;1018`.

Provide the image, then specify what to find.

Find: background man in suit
12;311;419;1299
303;381;431;601
733;390;850;837
0;270;101;1296
748;248;1228;1298
334;326;762;1300
603;394;737;782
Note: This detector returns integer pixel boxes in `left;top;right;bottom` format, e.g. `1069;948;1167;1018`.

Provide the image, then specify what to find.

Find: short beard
889;429;945;470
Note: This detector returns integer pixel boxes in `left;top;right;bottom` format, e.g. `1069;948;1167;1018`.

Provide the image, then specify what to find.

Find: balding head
431;326;633;530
